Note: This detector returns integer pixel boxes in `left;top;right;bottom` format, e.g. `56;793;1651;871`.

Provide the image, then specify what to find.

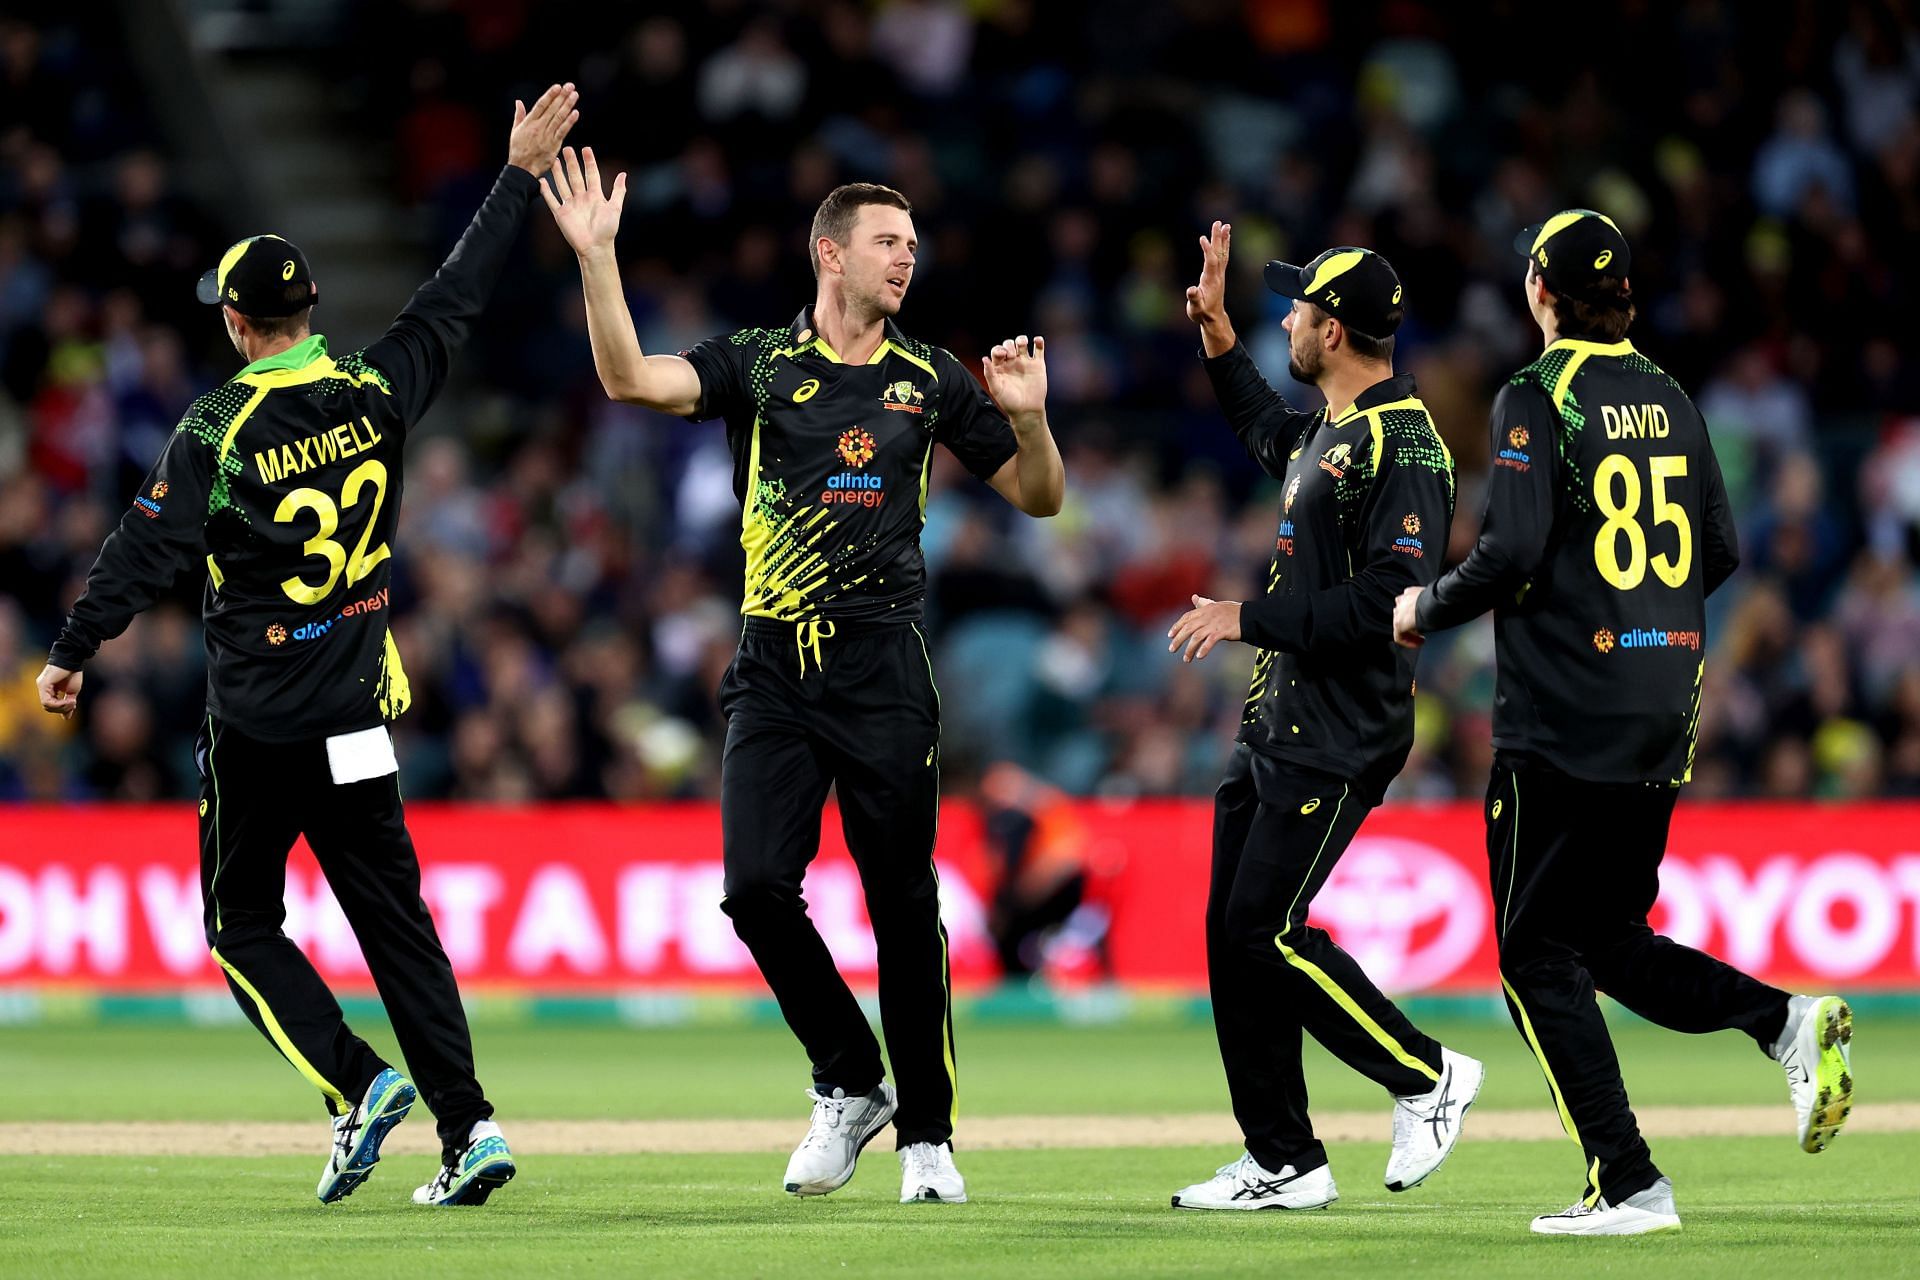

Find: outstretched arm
981;335;1064;517
1187;220;1317;476
360;84;578;426
542;145;703;415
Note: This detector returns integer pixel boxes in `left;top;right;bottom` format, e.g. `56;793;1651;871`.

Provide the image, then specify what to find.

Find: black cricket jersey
51;164;544;742
1416;338;1740;784
681;310;1019;623
1204;344;1457;800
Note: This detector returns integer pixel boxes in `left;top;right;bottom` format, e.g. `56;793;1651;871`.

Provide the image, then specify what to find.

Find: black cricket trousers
718;617;956;1149
1488;753;1789;1204
1210;744;1444;1174
197;715;492;1164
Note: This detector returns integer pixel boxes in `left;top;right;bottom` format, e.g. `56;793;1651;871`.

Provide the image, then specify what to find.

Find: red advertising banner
1;802;1916;991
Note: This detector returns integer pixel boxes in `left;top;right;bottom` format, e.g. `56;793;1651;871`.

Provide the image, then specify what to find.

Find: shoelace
799;1089;851;1151
1214;1153;1256;1184
903;1144;940;1181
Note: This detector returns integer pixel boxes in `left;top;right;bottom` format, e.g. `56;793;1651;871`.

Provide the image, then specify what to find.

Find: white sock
470;1119;504;1143
1771;995;1816;1061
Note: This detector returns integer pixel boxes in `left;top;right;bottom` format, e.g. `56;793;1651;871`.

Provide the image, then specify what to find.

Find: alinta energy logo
1593;628;1616;654
825;429;885;508
1610;626;1704;653
133;481;168;519
836;428;876;468
1275;516;1297;557
265;623;288;646
1393;511;1425;558
1496;424;1532;473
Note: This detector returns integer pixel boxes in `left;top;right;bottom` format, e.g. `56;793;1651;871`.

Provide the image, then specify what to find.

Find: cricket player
36;84;581;1207
1394;209;1855;1235
541;153;1063;1203
1165;222;1480;1211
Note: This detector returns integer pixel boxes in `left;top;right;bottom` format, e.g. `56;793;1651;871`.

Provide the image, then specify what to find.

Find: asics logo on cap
1593;249;1613;269
282;259;297;280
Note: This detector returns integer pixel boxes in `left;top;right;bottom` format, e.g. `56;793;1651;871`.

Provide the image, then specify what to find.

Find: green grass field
2;1013;1912;1277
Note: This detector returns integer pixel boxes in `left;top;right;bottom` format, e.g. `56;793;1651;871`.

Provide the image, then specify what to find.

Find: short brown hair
809;183;912;278
1306;302;1396;364
1531;263;1635;342
243;305;313;342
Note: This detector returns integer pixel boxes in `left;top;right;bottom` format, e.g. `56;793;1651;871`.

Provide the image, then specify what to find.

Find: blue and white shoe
317;1068;417;1204
413;1120;516;1206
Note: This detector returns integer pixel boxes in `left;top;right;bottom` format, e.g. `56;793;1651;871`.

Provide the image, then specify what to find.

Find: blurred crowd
3;0;1920;804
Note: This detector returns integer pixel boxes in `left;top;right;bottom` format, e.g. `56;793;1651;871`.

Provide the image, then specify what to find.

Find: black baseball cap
195;235;318;317
1513;209;1630;300
1264;246;1404;339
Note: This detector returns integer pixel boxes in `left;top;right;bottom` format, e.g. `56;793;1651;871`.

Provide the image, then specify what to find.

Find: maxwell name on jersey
254;415;385;483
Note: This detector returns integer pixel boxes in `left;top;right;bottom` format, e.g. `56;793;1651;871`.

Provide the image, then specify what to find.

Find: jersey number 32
274;459;393;604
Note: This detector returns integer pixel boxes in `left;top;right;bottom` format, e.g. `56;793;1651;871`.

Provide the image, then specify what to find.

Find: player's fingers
1032;336;1045;358
1195;633;1217;660
609;171;627;213
564;145;585;195
583;145;602;191
514;99;526;127
1015;334;1029;355
547;155;572;200
538;176;562;213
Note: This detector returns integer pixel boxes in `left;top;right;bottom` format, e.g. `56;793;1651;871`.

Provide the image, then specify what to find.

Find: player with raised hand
1394;209;1855;1235
1166;220;1480;1213
36;84;580;1206
543;146;1063;1205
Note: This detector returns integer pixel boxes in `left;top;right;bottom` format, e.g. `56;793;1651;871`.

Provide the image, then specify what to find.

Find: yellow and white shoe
1777;995;1854;1153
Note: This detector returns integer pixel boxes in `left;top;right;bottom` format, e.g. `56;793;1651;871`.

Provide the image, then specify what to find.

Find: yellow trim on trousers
1273;781;1440;1085
1281;941;1441;1084
212;946;351;1115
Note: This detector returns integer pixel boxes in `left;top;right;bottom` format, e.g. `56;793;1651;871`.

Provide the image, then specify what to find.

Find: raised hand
507;83;579;177
982;334;1048;426
1186;220;1237;356
541;145;627;259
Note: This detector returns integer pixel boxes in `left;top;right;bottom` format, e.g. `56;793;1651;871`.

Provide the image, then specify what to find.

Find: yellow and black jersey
681;310;1018;623
1417;338;1740;784
51;165;543;741
1204;345;1457;801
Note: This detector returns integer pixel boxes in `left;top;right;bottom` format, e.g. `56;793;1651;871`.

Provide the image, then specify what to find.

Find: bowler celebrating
543;153;1063;1204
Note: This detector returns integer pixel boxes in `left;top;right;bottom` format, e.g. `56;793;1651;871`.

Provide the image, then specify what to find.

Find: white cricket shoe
316;1067;415;1204
1171;1152;1337;1211
783;1083;897;1197
1385;1048;1484;1191
899;1141;968;1203
1531;1176;1680;1236
1774;994;1854;1153
413;1119;516;1206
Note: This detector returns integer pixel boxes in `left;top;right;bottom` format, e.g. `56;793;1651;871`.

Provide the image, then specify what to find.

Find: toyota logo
1308;836;1486;991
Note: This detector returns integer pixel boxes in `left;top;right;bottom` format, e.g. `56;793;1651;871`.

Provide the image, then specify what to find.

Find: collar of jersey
787;307;910;364
1543;337;1635;359
235;333;329;379
1327;371;1418;425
